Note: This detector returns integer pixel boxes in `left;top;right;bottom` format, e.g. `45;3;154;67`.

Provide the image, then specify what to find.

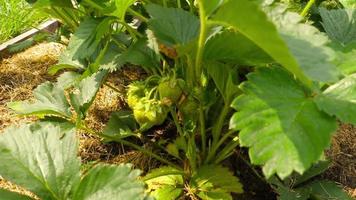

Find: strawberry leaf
230;67;337;178
8;82;72;118
315;74;356;125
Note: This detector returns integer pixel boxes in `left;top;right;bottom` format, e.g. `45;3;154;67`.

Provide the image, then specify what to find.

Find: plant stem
170;108;184;137
195;0;207;80
195;0;208;158
212;102;230;145
300;0;316;17
205;129;235;163
199;105;207;156
128;8;148;22
79;125;181;169
104;82;122;94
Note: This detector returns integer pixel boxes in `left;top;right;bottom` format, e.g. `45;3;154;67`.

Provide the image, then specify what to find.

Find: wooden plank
0;20;59;53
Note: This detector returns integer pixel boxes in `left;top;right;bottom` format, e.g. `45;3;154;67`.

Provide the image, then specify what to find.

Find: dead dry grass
323;124;356;197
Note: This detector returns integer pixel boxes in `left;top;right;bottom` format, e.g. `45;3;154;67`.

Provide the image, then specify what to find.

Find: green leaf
315;74;356;125
0;123;80;200
0;189;33;200
146;4;200;46
320;8;356;45
33;0;74;8
103;111;138;140
73;164;147;200
70;70;107;118
265;5;340;83
190;165;243;199
339;0;356;8
307;181;353;200
56;71;81;89
99;42;125;72
150;185;183;200
333;42;356;75
143;166;184;182
60;17;107;62
212;0;310;85
48;63;84;75
110;0;136;20
276;185;310;200
204;30;273;66
144;166;184;200
214;1;340;84
202;0;226;16
230;67;337;178
294;161;330;185
206;62;240;103
8;82;72;118
119;38;160;73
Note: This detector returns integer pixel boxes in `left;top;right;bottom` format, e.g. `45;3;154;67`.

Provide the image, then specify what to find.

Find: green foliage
0;122;148;200
0;122;80;200
204;30;273;66
70;71;107;119
190;165;243;199
315;74;356;124
213;0;312;85
8;82;72;118
144;165;242;200
0;0;46;43
103;111;138;140
146;4;200;46
320;8;356;45
230;67;337;178
0;189;32;200
5;0;355;199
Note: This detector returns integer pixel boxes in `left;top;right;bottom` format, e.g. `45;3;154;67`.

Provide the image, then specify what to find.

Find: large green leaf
70;70;107;119
56;71;81;89
201;0;226;16
315;74;356;125
190;165;243;200
103;111;138;140
110;0;136;19
0;189;33;200
307;181;353;200
0;123;80;200
144;166;184;200
8;82;72;118
73;164;147;200
264;4;340;83
146;4;200;46
213;0;339;84
230;67;337;178
339;0;356;8
119;38;161;73
204;30;273;66
333;42;356;75
59;17;108;63
212;0;310;85
32;0;74;8
206;62;240;103
320;8;356;45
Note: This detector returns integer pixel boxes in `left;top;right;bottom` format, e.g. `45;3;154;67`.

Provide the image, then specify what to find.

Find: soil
0;42;355;199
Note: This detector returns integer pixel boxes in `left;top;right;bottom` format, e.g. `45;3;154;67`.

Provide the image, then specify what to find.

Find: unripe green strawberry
158;78;185;104
127;82;146;109
133;97;168;131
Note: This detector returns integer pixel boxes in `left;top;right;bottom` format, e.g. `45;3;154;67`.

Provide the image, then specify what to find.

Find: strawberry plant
1;0;355;199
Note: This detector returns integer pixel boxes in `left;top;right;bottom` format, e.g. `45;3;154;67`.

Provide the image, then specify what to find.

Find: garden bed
0;42;354;199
